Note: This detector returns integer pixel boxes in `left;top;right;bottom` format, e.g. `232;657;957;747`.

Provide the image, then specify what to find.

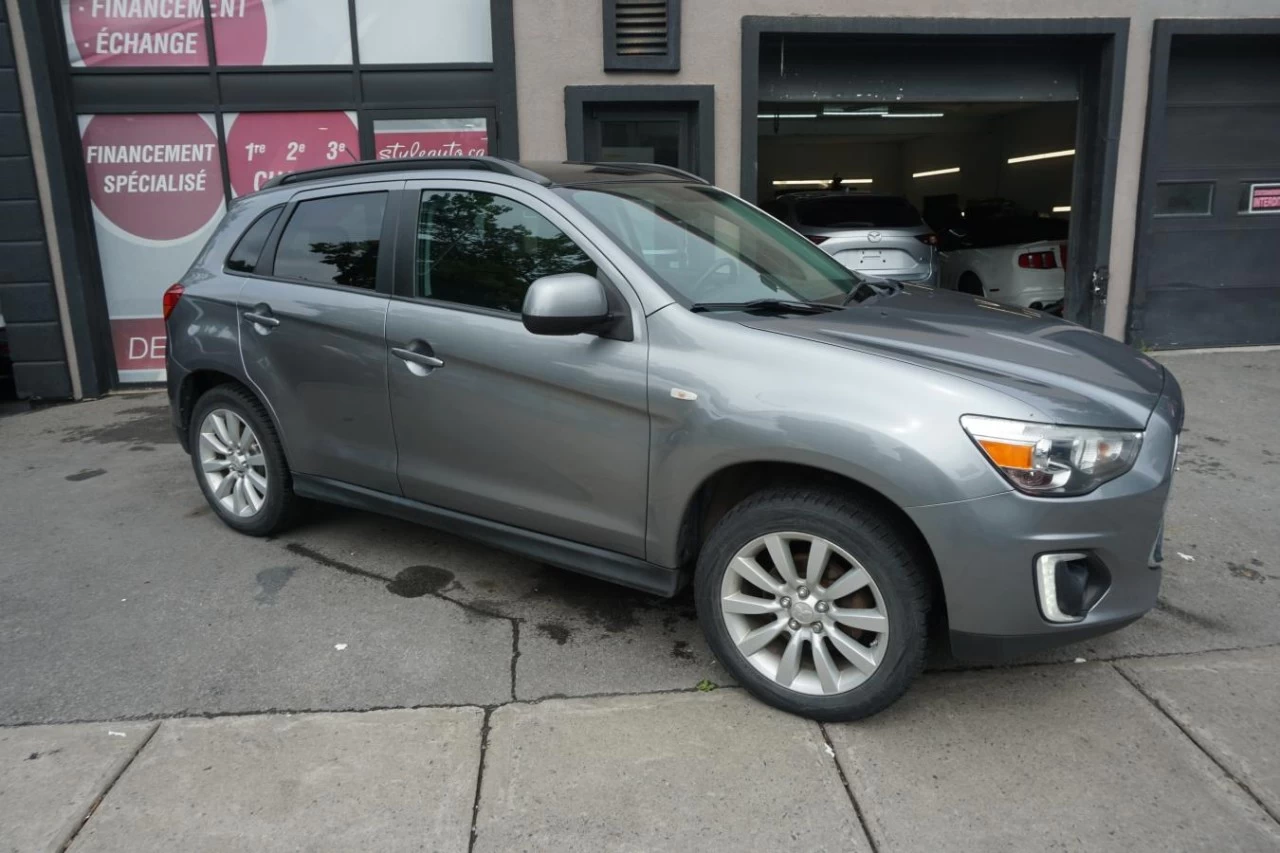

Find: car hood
740;285;1166;429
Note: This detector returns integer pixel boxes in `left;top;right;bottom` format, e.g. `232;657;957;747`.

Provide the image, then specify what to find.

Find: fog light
1036;553;1091;623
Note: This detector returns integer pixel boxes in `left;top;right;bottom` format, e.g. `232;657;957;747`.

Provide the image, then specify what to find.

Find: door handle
392;347;444;368
244;309;280;329
392;344;445;376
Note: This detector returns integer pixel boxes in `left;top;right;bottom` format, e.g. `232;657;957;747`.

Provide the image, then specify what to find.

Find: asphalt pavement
1;349;1278;851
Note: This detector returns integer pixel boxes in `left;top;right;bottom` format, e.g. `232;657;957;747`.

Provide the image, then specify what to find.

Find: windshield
558;182;863;306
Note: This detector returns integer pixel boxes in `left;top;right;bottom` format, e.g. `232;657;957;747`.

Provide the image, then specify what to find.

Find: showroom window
78;113;226;382
356;0;493;64
224;111;360;197
373;117;489;160
60;0;514;384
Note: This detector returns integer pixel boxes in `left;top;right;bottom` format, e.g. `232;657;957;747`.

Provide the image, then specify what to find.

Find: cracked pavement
1;350;1279;850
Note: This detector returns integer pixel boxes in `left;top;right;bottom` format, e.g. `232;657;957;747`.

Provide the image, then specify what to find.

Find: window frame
391;178;638;339
255;180;403;296
1151;179;1216;219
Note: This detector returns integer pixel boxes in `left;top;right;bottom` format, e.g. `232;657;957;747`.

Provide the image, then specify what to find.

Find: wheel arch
671;460;944;619
179;370;289;463
957;270;985;296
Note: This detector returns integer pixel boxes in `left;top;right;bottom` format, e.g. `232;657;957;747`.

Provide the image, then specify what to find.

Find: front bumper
906;380;1181;662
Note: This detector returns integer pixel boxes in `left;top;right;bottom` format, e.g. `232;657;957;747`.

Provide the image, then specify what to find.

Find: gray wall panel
0;198;43;240
12;361;72;397
0;13;70;397
0;156;36;198
5;321;65;361
0;281;58;322
0;241;49;282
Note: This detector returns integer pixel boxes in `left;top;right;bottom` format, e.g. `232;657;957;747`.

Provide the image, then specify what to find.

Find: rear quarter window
225;206;283;273
795;196;923;229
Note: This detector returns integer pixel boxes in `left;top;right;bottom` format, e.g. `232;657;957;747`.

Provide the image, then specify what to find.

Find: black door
584;105;694;173
1131;35;1280;348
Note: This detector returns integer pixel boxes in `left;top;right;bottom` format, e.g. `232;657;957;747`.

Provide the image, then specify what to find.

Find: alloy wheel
719;532;889;696
198;409;268;518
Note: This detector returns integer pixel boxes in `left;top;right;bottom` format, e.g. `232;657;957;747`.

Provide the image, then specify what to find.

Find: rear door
384;180;651;556
237;182;400;494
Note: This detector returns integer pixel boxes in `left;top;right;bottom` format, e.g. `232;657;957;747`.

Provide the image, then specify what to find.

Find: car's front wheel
695;488;932;721
189;384;297;536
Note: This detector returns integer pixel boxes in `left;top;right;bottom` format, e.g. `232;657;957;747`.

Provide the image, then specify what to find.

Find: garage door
1131;35;1280;348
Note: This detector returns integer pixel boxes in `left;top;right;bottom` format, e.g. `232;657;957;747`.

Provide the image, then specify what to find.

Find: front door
385;181;651;556
239;182;400;494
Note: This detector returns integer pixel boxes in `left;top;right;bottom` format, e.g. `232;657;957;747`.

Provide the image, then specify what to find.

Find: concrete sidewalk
4;647;1278;852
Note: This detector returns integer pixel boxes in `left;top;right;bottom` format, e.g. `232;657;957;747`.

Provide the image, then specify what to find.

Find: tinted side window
225;206;282;273
795;196;923;229
273;192;387;290
416;191;596;312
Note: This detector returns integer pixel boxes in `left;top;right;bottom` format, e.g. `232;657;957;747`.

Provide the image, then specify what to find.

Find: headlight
961;415;1143;496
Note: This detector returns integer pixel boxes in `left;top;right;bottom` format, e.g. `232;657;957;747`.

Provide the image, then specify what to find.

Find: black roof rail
260;156;552;190
568;161;710;184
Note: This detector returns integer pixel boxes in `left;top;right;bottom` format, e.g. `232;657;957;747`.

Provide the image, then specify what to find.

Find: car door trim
292;473;684;596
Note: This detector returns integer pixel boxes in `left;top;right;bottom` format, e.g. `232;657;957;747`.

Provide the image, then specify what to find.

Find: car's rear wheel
695;488;931;721
958;272;984;296
190;385;297;536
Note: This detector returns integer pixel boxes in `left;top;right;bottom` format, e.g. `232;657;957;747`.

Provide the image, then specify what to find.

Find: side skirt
292;474;687;598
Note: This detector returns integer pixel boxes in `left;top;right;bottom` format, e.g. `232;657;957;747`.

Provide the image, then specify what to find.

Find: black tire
695;488;932;721
958;272;984;297
188;384;297;536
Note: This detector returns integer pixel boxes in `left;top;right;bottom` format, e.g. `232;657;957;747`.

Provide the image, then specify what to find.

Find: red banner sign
112;317;168;373
225;111;360;196
81;113;225;241
66;0;268;67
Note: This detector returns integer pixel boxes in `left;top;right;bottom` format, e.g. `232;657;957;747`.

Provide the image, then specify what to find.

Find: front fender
643;308;1026;567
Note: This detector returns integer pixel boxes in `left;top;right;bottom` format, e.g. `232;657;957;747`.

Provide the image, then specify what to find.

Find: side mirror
522;273;611;336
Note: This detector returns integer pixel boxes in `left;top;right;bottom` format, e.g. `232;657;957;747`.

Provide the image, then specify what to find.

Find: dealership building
1;0;1277;400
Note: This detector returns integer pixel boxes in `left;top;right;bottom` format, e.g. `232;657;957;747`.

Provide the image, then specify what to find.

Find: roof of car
260;157;706;191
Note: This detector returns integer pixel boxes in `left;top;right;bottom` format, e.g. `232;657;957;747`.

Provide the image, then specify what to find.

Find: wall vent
604;0;680;71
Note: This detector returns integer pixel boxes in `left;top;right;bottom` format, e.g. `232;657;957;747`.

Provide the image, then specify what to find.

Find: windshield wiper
689;299;840;315
841;279;903;307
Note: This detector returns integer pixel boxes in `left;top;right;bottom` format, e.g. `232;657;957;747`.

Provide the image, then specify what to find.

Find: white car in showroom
937;205;1069;311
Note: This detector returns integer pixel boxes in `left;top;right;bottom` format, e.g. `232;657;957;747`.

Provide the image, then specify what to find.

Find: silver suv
166;158;1182;721
765;192;939;286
